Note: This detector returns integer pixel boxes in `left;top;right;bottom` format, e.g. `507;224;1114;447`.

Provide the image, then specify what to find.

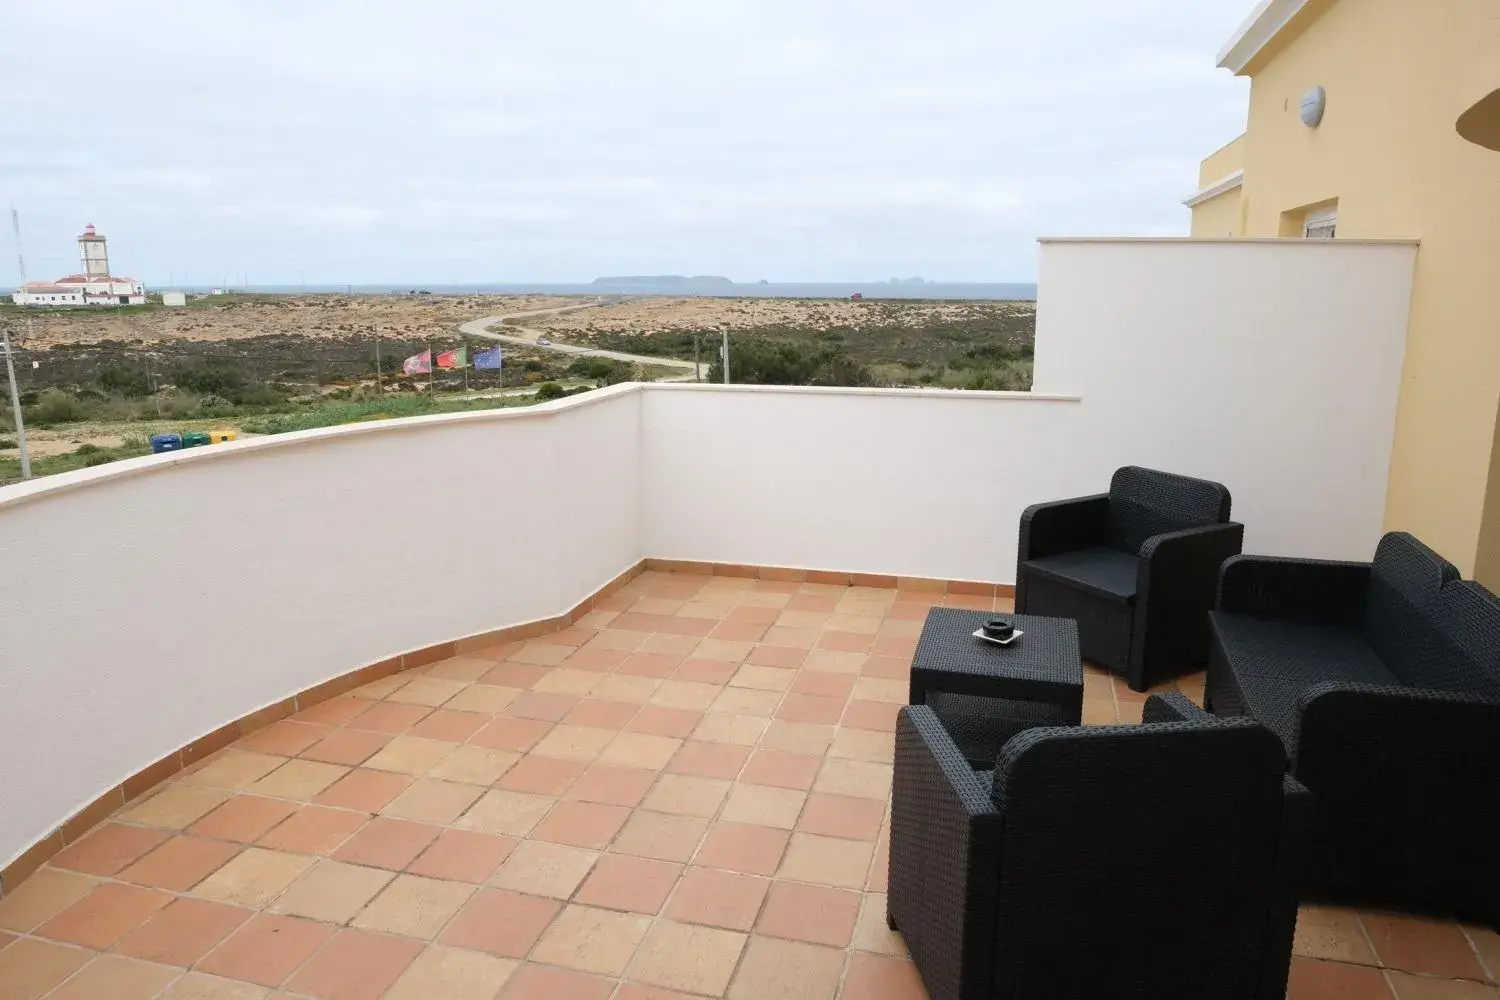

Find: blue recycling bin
150;434;183;454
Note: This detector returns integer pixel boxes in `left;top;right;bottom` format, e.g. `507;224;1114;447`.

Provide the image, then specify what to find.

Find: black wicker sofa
1206;531;1500;921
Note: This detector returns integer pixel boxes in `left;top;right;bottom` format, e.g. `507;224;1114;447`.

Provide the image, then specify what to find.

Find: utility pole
7;206;33;479
694;333;701;382
374;329;383;393
720;326;730;384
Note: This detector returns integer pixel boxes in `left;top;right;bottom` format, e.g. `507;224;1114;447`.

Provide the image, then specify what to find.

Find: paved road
458;303;703;380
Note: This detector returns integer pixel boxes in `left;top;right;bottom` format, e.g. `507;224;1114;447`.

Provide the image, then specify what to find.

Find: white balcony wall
1032;238;1417;561
0;389;641;875
0;238;1419;876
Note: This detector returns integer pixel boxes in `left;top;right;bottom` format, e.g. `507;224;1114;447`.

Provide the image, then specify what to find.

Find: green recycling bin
181;431;212;448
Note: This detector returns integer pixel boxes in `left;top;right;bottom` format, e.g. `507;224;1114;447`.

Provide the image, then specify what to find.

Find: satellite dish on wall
1301;86;1327;127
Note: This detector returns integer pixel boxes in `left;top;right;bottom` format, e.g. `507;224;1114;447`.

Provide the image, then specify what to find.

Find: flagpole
374;329;382;394
428;342;434;395
463;342;469;393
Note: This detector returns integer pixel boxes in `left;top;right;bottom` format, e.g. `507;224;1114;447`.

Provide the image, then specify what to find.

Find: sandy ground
3;294;575;348
530;296;1031;336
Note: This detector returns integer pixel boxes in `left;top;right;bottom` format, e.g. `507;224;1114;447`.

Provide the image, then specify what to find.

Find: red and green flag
402;349;431;375
436;346;469;369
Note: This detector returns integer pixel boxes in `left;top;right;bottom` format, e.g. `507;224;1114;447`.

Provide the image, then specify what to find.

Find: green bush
0;437;15;449
534;381;567;401
94;361;153;397
708;339;872;388
523;359;545;373
27;388;87;426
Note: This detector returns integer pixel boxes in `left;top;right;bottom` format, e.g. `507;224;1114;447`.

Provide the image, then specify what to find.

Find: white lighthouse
10;222;146;306
78;223;110;278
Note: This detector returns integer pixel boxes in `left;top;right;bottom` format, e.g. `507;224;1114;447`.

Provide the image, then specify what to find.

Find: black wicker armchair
1206;531;1500;922
888;693;1306;1000
1016;466;1243;691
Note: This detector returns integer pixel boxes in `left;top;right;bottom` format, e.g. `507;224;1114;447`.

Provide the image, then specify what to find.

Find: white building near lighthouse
11;224;146;306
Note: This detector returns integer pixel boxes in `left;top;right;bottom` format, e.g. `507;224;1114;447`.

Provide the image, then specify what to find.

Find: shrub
27;388;86;426
534;381;567;401
0;437;15;449
523;359;545;373
170;359;245;397
95;361;152;397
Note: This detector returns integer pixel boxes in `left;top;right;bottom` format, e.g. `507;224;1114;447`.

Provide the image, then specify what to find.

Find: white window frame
1304;208;1337;239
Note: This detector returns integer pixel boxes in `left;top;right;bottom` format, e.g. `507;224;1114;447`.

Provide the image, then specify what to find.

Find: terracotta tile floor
1;571;1496;999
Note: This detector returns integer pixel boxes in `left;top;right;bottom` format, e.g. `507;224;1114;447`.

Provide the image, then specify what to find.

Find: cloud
0;0;1252;283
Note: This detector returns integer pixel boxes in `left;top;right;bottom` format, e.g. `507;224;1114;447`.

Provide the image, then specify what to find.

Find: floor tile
840;700;901;732
271;860;394;923
199;913;335;987
312;770;413;813
120;784;229;829
760;722;836;757
388;676;466;708
0;937;91;1000
49;823;169;876
741;751;822;791
425;746;520;786
0;869;98;933
566;647;631;672
482;663;551;687
757;881;860;947
455;790;556;837
852;893;907;957
628;919;747;996
489;840;599;899
576;854;682;914
438;889;561;958
828;728;894;764
510;642;575;667
37;954;179;1000
813;759;892;800
841;952;928;1000
730;665;792;691
533;668;604;696
615;983;707;1000
778;833;873;889
693;712;769;745
611;812;709;864
531;904;652;976
331;818;439;870
118;835;242;891
642;774;731;818
728;936;844;1000
156;972;271;999
600;733;686;771
695;823;791;876
533;800;631;849
114;896;252;966
619;654;685;680
1294;905;1378;964
1363;911;1487;980
626;706;702;738
471;718;552;753
565;698;642;729
1386;971;1497;999
383;944;517;1000
250;759;351;800
443;684;521;716
257;805;368;855
247;719;330;749
506;691;581;722
499;755;589;795
664;867;769;931
798;793;885;840
361;737;455;777
295;697;371;727
567;764;660;807
776;694;847;725
675;659;739;684
1468;925;1500;984
710;687;784;718
192;847;314;907
720;784;806;830
791;671;857;698
593;674;664;704
423;656;498;681
749;645;809;668
649;681;722;712
285;927;424;1000
353;874;474;939
190;796;300;844
301;728;393;767
668;741;750;780
182;750;287;790
408;830;518;883
503;963;616;1000
379;779;483;825
1286;957;1395;999
34;881;172;948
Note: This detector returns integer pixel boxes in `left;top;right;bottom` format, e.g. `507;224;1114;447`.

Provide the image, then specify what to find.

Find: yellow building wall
1238;0;1500;584
1199;134;1247;188
1189;190;1244;237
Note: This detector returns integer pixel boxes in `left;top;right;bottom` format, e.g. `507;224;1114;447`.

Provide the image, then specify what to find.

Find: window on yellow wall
1304;208;1337;239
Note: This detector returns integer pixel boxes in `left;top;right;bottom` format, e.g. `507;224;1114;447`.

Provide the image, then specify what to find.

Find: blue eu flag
474;345;503;370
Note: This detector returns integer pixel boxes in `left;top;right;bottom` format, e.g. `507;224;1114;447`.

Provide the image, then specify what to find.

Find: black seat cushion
1211;613;1399;686
1023;547;1138;603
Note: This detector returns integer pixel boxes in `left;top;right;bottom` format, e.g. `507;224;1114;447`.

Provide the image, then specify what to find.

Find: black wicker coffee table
910;608;1083;766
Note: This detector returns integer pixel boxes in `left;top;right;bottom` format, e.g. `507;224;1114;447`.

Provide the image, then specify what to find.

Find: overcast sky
1;1;1252;285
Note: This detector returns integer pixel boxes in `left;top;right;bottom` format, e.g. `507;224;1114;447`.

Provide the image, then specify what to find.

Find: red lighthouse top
80;223;102;239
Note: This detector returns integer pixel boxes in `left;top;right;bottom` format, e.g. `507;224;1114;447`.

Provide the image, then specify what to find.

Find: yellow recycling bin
210;431;238;444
